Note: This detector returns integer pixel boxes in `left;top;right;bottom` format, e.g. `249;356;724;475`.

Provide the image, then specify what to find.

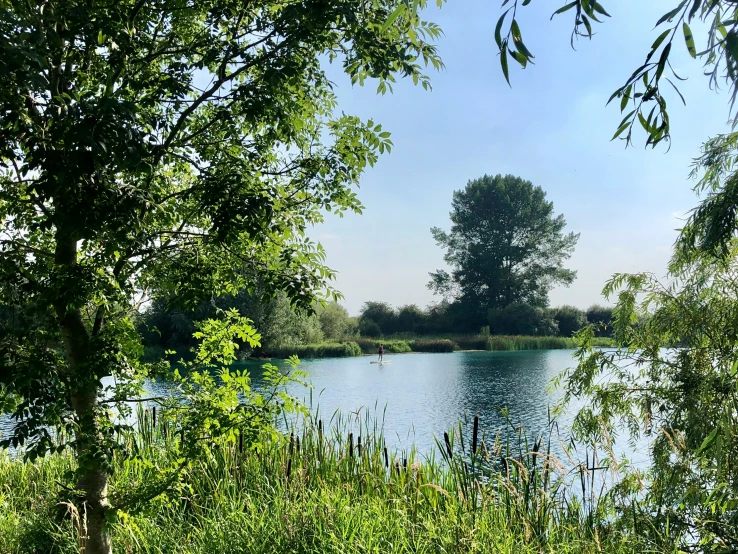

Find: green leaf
620;84;632;112
656;42;672;81
688;0;702;22
593;2;611;17
97;29;105;45
648;29;671;62
500;45;510;85
495;11;508;49
551;1;577;20
683;22;696;58
611;122;630;140
381;5;404;33
511;20;534;60
696;427;720;455
654;0;687;28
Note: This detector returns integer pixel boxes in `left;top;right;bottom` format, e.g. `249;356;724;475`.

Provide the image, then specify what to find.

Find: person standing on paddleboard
378;344;384;362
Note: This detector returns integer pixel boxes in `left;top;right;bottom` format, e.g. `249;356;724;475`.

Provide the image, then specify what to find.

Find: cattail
357;435;362;457
289;432;294;456
403;458;407;471
286;457;292;480
444;432;453;459
296;436;301;454
472;415;479;456
500;456;509;476
348;433;354;458
383;446;389;468
152;406;157;428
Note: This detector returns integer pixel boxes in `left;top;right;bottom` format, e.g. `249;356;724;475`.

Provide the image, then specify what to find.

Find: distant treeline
356;301;613;339
139;289;614;359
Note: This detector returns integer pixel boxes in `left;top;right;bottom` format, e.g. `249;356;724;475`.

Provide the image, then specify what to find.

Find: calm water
251;350;574;453
2;350;646;464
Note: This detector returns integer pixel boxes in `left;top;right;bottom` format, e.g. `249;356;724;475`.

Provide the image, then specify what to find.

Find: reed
0;408;646;554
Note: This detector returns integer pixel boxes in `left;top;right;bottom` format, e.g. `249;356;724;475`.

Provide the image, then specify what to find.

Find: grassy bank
0;411;647;554
276;335;616;358
148;336;615;361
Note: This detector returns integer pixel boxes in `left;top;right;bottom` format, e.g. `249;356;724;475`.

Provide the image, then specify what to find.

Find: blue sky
312;0;730;315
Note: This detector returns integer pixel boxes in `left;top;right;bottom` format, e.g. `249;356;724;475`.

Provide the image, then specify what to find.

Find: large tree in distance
0;2;443;552
428;174;579;326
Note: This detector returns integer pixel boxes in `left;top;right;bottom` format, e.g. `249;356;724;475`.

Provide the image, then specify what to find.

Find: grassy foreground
1;411;649;554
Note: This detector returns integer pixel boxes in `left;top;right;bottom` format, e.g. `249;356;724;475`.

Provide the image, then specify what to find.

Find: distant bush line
262;335;615;359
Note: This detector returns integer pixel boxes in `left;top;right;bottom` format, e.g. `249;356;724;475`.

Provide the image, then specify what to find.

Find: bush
354;339;411;354
486;335;575;351
410;339;458;352
586;304;614;337
488;303;558;336
358;301;398;336
317;302;356;340
358;318;382;338
484;335;615;351
268;341;362;359
453;336;489;350
553;305;587;337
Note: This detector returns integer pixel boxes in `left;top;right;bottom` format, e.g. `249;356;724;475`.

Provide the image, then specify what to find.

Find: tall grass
409;338;458;352
267;341;362;359
0;408;647;554
354;338;412;354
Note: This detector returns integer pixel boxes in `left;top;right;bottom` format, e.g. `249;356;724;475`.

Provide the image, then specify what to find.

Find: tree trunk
55;232;113;554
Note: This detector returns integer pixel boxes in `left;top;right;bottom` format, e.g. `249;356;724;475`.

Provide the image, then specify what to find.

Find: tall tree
428;174;579;325
0;2;443;552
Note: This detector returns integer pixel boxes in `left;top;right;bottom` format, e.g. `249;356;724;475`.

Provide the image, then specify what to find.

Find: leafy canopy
562;253;738;551
0;1;445;549
428;174;579;325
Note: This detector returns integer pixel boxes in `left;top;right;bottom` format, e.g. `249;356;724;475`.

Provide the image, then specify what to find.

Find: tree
585;304;614;337
0;2;443;552
488;302;558;336
552;305;587;337
358;301;398;336
428;174;579;327
562;256;738;551
317;302;355;341
493;0;738;259
396;303;426;334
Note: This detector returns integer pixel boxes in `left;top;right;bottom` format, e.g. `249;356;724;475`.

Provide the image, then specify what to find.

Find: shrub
410;339;458;352
553;305;587;337
358;318;382;338
586;304;615;337
453;336;489;350
269;341;362;359
355;339;411;354
486;336;575;351
358;301;398;335
488;303;559;336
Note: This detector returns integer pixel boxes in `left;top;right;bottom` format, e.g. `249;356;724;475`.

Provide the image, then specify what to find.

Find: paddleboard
370;360;391;364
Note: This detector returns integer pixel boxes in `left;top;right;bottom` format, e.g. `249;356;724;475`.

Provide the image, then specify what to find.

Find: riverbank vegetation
139;295;614;359
1;409;650;554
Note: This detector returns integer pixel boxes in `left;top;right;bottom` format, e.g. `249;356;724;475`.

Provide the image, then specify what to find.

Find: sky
310;0;731;316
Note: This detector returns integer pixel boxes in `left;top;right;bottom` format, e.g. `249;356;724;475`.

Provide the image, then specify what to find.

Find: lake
243;350;574;454
2;350;646;465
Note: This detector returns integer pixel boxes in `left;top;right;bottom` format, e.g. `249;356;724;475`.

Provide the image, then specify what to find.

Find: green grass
409;338;458;352
354;338;413;354
272;335;616;359
267;341;363;359
0;410;651;554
